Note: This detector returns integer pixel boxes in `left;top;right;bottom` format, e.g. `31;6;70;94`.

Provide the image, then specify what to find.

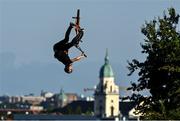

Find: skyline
1;0;180;96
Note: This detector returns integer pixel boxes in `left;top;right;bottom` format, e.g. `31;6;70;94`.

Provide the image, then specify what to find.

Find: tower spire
105;48;109;64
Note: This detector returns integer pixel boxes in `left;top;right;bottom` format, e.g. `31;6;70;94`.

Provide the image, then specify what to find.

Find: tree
75;106;82;114
85;107;93;115
127;8;180;119
66;106;73;114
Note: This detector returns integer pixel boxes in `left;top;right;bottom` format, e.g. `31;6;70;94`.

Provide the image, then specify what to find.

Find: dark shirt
53;41;72;66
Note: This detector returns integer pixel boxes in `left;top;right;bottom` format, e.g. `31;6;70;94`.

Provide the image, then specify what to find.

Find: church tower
94;50;119;118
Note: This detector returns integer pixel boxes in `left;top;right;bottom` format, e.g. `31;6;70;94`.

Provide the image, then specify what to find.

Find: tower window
110;86;112;92
99;105;103;116
110;106;114;116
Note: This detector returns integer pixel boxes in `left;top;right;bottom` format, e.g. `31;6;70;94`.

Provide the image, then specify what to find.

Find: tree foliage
75;106;82;114
127;8;180;119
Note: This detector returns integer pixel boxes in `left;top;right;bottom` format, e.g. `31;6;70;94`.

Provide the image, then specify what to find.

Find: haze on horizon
0;0;180;96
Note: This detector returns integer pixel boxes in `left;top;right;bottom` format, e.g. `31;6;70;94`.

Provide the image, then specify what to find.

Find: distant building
0;95;45;105
94;50;119;118
40;90;54;98
53;89;78;108
54;89;67;107
21;96;45;105
10;96;22;103
78;94;94;101
66;93;78;103
40;89;78;110
0;95;10;103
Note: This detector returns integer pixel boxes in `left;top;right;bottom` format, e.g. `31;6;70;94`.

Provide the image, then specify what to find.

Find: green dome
58;88;67;101
99;49;114;78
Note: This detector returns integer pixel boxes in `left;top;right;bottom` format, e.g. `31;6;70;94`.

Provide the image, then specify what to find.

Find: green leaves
127;7;180;119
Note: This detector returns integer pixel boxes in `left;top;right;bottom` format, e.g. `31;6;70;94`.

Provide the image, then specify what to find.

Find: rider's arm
71;54;84;63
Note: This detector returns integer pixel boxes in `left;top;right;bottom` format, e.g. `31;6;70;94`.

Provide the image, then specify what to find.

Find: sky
0;0;180;96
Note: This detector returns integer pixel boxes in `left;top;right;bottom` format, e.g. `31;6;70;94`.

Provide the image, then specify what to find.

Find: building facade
94;50;119;118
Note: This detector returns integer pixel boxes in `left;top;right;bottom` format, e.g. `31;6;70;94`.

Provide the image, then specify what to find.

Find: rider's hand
81;53;85;57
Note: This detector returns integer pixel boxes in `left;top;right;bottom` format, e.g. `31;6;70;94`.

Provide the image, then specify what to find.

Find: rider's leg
71;30;84;44
63;31;84;50
61;25;73;44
